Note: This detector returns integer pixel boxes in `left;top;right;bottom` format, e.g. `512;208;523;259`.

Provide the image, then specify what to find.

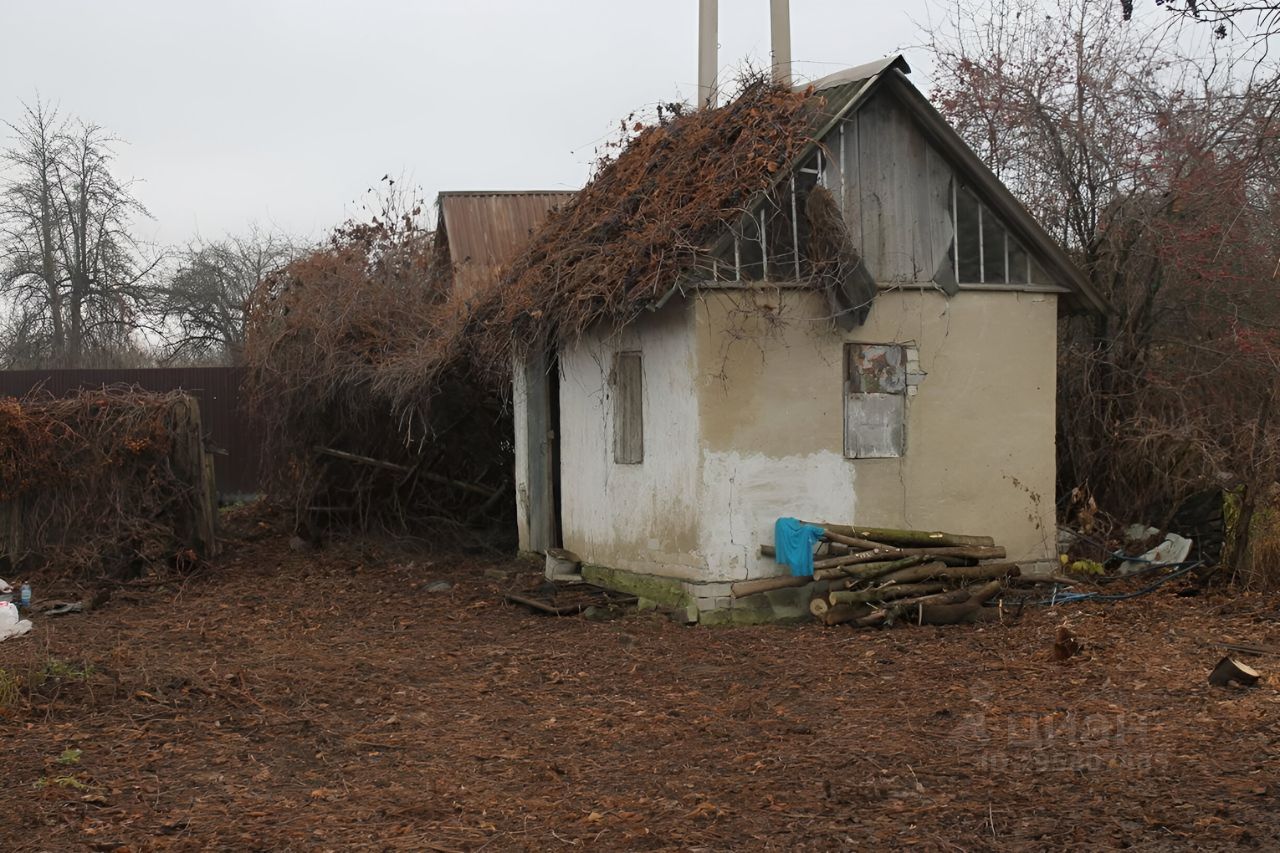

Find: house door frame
524;348;562;552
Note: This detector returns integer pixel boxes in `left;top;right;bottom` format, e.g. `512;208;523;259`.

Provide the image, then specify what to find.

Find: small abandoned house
505;55;1106;621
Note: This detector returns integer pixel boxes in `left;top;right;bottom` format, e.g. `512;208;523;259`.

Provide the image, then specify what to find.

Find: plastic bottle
19;583;31;609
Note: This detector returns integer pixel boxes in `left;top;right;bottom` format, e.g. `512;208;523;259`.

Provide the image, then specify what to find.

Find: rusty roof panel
438;191;576;299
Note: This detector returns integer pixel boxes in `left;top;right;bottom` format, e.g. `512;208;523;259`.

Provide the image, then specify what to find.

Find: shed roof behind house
437;190;576;299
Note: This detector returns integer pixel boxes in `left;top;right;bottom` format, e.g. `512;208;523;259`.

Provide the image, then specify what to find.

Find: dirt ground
2;521;1279;851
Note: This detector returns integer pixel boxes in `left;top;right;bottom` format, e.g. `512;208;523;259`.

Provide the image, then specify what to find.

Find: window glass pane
1030;256;1049;285
764;189;797;281
956;187;981;283
981;205;1006;284
737;213;764;281
1007;238;1029;285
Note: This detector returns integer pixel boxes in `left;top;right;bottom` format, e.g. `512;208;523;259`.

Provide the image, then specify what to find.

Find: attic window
953;186;1033;285
612;351;643;464
844;344;905;459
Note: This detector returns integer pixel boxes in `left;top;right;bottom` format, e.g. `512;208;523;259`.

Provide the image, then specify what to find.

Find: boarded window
844;344;905;458
612;351;643;464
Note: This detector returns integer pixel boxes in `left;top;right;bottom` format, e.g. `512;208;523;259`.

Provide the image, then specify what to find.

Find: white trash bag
0;600;32;641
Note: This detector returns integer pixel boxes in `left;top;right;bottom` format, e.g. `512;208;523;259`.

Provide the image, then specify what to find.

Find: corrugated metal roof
437;191;576;299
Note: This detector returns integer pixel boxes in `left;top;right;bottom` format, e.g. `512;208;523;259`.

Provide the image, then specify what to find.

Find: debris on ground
0;600;32;641
1209;655;1262;687
544;547;582;579
1;530;1278;849
1051;625;1083;662
505;576;637;616
1120;531;1194;575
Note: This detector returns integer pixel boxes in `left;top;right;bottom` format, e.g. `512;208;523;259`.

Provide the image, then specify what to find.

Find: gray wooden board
523;351;556;552
612;351;644;464
844;391;905;458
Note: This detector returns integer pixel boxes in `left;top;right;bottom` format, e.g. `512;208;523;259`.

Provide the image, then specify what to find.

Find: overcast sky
0;1;939;246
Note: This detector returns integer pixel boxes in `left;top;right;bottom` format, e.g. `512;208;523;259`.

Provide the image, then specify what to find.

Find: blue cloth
773;517;826;578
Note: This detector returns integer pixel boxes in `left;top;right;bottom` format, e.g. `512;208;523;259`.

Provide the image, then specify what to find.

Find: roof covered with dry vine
467;61;903;360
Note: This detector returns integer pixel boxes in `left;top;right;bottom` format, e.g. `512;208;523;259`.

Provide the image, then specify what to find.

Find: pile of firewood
736;523;1054;628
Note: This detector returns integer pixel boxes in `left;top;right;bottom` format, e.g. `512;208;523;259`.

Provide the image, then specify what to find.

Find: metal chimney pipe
698;0;718;108
770;0;792;87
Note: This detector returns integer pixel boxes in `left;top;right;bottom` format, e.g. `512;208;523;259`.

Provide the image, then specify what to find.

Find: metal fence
0;366;261;498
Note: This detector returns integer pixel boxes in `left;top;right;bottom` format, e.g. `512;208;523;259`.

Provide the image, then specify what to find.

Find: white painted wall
698;449;856;581
516;286;1058;590
556;300;708;579
512;355;531;551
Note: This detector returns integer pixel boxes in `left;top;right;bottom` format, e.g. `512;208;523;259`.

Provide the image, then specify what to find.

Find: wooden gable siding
831;90;955;285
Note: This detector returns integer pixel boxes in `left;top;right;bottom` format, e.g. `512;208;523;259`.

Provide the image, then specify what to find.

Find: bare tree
1126;2;1280;40
930;0;1280;582
161;226;302;364
0;99;156;368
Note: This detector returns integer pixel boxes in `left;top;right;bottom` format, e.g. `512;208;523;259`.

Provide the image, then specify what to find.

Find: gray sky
0;1;936;246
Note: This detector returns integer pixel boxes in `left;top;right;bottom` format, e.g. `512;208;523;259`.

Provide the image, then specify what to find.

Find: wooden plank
857;92;932;283
840;113;863;262
926;144;957;289
523;351;555;552
612;351;644;464
844;392;903;458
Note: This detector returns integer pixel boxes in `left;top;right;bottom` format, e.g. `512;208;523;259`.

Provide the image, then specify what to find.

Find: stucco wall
555;300;708;579
522;286;1059;588
694;287;1059;577
512;356;531;551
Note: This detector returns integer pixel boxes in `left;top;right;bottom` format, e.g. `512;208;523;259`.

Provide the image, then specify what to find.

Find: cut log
876;562;1020;586
1208;656;1261;687
809;596;830;618
842;588;976;629
1009;573;1080;588
813;555;929;582
914;579;1005;626
731;574;808;597
812;548;901;571
804;522;995;548
813;545;1005;571
830;582;945;605
822;602;874;626
851;609;893;628
822;530;886;550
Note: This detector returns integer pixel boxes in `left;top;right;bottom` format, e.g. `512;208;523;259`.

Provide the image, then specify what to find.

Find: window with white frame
953;185;1043;285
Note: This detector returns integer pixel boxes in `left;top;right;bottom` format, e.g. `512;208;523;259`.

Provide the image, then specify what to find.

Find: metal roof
437;191;576;299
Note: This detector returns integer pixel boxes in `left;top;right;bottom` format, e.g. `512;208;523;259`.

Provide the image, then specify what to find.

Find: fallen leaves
2;532;1279;849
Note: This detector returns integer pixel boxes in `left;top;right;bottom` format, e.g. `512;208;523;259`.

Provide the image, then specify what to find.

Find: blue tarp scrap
773;517;826;578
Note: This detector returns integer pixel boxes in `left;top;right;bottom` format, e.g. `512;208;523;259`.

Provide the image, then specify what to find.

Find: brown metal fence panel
0;367;261;498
